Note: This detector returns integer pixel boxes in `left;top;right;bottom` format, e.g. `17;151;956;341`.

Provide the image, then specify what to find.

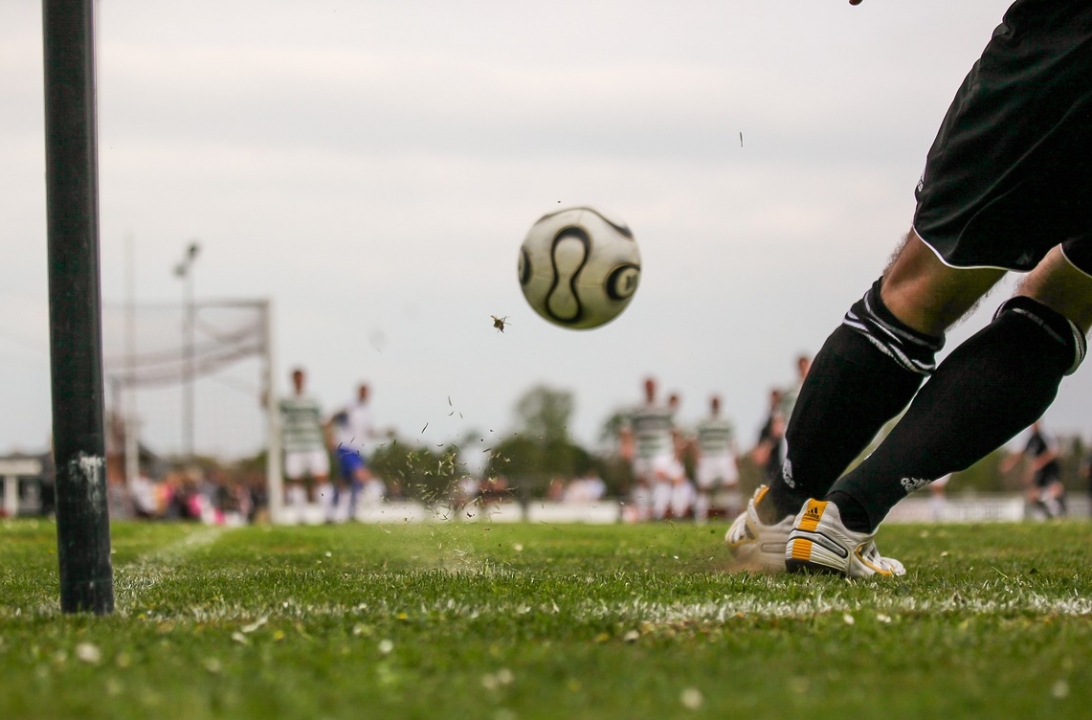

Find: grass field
2;517;1091;719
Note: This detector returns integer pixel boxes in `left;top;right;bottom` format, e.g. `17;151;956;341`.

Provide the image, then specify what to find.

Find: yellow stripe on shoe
855;547;894;576
789;538;813;562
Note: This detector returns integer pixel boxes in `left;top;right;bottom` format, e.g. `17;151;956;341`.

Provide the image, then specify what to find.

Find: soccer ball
517;206;641;329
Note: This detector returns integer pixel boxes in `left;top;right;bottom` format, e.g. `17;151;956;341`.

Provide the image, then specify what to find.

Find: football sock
828;296;1087;532
762;278;942;522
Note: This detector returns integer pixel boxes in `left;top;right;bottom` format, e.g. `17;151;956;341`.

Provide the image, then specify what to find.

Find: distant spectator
563;473;607;503
547;477;567;502
929;473;952;522
129;469;159;520
480;475;510;508
452;476;480;516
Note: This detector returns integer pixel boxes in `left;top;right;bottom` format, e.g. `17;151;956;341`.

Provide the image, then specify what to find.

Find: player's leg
761;232;1003;522
693;461;714;522
283;452;309;523
349;464;369;520
308;450;334;523
825;245;1090;535
334;447;361;522
1049;479;1068;518
628;458;652;522
782;1;1092;575
1026;480;1046;519
732;234;999;570
781;0;1092;531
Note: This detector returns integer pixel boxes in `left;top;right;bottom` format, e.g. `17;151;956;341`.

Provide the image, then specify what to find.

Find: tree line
361;384;1090;504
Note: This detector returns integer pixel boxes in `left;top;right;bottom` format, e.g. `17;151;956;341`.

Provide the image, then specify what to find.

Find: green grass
2;517;1091;719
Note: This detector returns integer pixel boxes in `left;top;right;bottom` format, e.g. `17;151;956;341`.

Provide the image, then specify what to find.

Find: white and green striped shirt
280;395;326;453
697;418;734;458
630;404;675;460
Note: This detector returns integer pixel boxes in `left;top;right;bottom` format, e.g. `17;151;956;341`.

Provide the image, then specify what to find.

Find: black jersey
1025;429;1061;487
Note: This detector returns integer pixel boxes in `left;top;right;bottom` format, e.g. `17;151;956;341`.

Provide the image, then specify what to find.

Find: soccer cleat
785;499;906;578
725;485;795;572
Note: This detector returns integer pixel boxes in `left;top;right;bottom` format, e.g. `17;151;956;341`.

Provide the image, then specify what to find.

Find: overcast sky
7;0;1087;466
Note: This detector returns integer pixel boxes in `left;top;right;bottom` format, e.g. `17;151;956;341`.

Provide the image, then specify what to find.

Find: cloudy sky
6;0;1087;465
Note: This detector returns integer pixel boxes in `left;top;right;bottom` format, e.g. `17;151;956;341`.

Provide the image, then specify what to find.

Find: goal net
100;299;284;518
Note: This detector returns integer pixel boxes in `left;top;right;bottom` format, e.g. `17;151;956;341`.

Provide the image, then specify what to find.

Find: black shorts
913;0;1092;275
1034;469;1061;489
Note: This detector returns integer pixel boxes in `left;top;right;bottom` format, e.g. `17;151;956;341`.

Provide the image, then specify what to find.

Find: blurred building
0;451;54;517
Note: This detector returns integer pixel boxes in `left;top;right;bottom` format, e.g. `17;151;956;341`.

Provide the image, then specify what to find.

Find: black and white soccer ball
517;206;641;330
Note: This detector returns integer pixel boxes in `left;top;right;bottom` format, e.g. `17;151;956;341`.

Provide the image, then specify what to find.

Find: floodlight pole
174;242;200;463
42;0;114;614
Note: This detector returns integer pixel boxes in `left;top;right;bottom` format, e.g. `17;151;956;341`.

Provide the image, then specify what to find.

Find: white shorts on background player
651;478;672;520
633;454;675;484
285;449;330;481
695;455;738;490
669;478;696;519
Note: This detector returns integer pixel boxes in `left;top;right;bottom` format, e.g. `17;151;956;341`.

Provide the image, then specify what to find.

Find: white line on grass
114;527;228;601
125;591;1092;625
0;526;231;619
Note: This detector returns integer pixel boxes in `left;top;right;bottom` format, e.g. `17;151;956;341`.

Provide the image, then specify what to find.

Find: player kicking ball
729;0;1092;577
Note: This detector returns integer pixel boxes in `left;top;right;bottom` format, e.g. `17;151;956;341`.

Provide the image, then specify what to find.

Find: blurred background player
779;354;812;421
328;382;377;523
667;391;688;460
619;377;675;522
663;390;697;519
666;459;696;520
751;388;786;486
1002;420;1066;519
279;367;330;523
694;395;740;522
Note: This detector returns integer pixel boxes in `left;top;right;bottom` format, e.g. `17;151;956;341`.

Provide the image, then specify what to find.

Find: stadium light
174;241;200;464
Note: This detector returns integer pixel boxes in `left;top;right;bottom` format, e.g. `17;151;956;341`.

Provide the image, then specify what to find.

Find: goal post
43;0;114;614
101;298;283;521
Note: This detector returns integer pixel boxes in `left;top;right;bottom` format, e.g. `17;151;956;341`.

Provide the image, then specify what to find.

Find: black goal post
43;0;114;614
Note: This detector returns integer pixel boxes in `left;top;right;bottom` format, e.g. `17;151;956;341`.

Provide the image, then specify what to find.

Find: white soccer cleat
725;485;795;572
785;499;906;578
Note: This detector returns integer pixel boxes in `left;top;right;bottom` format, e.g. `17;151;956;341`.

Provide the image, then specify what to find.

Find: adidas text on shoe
725;485;795;573
784;499;906;578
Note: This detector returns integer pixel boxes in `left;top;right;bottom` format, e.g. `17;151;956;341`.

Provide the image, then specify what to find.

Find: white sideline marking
126;591;1092;624
114;527;228;599
0;527;230;618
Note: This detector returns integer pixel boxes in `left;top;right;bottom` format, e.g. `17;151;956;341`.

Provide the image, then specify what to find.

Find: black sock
826;491;871;531
763;279;941;521
829;296;1086;532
